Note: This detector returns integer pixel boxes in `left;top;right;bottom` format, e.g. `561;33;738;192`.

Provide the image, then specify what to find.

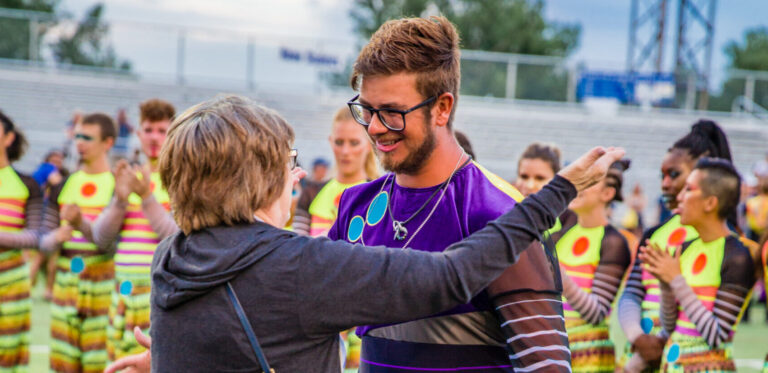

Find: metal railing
3;6;768;110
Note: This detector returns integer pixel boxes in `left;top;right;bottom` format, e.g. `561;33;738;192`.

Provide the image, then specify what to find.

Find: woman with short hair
106;94;623;373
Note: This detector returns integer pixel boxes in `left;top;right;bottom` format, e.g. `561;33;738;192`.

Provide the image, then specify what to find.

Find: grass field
28;276;767;372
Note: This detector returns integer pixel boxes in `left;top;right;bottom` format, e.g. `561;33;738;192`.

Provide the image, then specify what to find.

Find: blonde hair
332;107;379;180
159;95;294;234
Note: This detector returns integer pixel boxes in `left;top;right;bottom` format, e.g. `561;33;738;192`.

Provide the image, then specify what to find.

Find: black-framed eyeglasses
289;148;298;170
347;94;437;132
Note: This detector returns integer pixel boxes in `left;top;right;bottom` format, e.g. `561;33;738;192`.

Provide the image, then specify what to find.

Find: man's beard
379;124;436;175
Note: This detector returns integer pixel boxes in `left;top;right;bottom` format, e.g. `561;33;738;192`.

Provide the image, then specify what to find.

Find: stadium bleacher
2;63;767;223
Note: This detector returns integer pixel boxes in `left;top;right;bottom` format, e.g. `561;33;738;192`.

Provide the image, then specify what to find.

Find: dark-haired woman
642;158;754;372
516;142;576;235
0;111;44;371
551;160;633;372
619;119;733;372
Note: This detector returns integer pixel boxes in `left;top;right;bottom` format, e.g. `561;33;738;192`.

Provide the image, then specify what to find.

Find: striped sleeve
562;227;631;325
0;173;44;249
659;281;677;338
618;227;656;343
490;242;571;372
39;178;66;252
142;195;178;240
666;238;756;348
79;196;125;254
292;182;321;236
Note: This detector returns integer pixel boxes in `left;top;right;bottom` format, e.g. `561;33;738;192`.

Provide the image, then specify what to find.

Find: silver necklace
389;153;469;248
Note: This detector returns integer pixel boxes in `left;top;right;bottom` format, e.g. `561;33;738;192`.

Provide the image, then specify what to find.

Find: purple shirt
329;161;523;335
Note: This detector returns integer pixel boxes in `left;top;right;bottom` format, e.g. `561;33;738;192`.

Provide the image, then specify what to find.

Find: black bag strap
225;282;274;373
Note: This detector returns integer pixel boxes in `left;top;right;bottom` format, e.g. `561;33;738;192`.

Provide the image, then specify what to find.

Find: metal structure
627;0;668;73
674;0;717;110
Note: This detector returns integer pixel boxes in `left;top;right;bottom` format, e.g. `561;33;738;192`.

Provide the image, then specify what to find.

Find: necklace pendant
392;221;408;241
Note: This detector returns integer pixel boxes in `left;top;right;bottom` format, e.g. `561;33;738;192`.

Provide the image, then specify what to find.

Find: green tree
345;0;580;100
51;3;130;70
0;0;58;60
709;27;768;111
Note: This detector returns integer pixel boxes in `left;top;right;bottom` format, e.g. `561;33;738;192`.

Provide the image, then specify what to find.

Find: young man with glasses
329;16;570;372
41;113;118;373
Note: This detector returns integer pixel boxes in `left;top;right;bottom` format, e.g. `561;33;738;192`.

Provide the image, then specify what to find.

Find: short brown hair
82;112;117;140
351;16;461;127
159;95;294;234
140;99;176;124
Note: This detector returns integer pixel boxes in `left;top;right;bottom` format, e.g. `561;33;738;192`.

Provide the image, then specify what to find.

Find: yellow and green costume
0;166;38;372
107;172;169;361
50;170;115;373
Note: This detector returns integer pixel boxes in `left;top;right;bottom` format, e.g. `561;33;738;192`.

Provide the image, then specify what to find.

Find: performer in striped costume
551;160;632;372
642;158;755;372
0;111;44;372
330;17;569;372
75;100;177;361
619;120;732;372
41;113;117;373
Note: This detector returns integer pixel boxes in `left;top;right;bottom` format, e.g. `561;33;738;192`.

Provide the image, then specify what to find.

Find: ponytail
671;119;732;162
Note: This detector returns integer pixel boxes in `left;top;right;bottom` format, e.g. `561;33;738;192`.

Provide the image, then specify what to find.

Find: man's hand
60;204;82;228
104;327;151;373
114;160;134;203
558;147;626;192
631;334;666;367
639;242;682;284
131;165;152;200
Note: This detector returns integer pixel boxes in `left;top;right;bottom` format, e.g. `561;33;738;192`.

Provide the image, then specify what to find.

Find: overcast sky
55;0;767;90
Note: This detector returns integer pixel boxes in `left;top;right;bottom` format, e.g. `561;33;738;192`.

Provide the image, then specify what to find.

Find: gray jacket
150;175;576;372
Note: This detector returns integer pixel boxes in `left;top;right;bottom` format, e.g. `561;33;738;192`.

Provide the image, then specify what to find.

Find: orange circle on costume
572;237;589;256
668;228;687;247
692;253;707;275
334;192;342;207
150;182;156;193
81;182;97;197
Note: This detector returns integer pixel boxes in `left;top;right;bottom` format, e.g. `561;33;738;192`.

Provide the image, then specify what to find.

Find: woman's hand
104;327;151;373
558;147;626;192
639;242;682;284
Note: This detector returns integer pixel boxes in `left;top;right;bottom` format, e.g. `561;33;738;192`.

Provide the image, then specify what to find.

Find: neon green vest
58;170;115;252
0;166;29;235
308;178;365;237
556;224;605;326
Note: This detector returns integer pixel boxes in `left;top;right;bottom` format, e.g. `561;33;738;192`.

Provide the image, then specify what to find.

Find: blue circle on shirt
120;281;133;296
348;216;365;242
70;257;85;274
641;317;654;334
366;192;388;226
667;343;680;363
